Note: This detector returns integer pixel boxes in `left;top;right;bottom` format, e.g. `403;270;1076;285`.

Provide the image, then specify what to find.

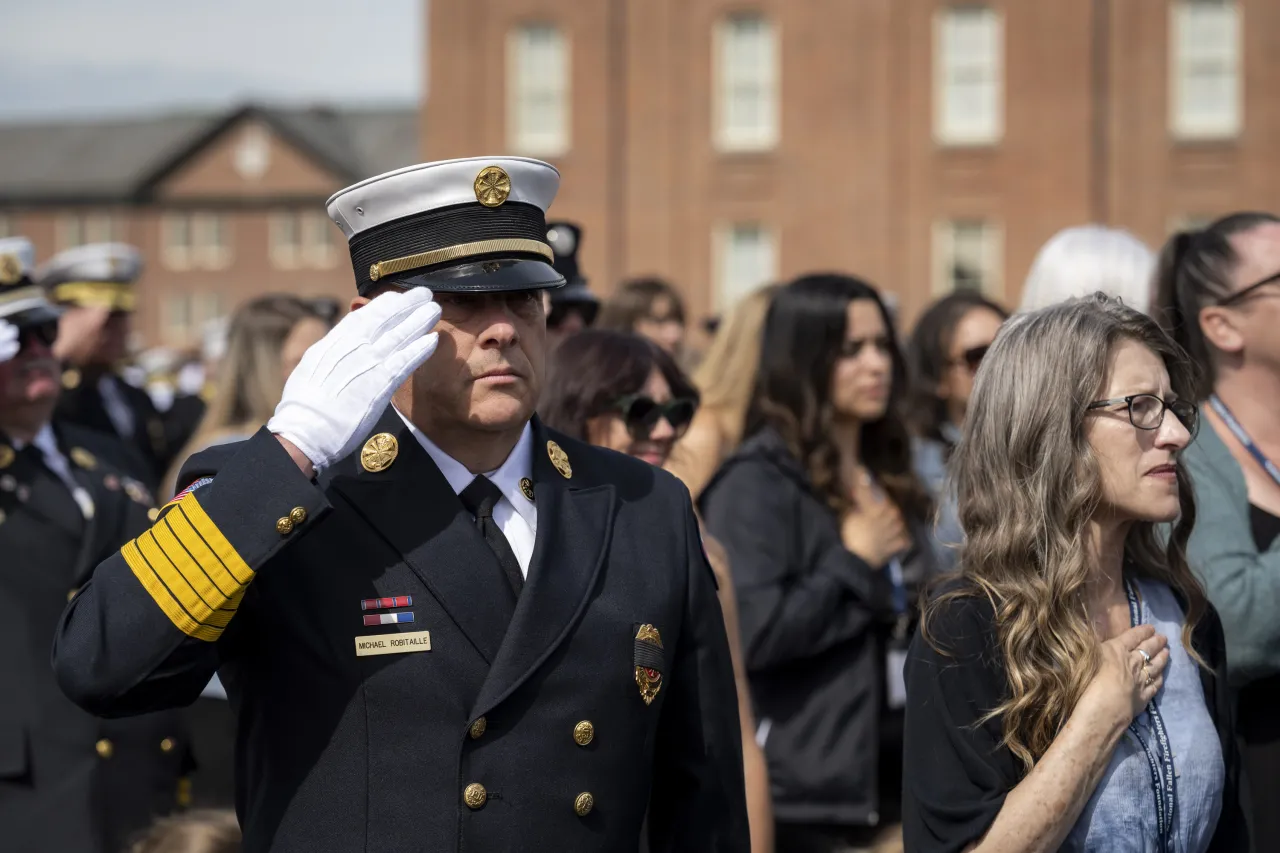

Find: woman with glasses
904;294;1244;853
1154;211;1280;850
906;292;1008;571
541;327;775;853
700;273;936;852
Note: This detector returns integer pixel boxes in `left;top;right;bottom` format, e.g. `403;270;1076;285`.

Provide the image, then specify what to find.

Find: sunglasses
18;320;58;351
1218;270;1280;306
613;394;697;441
952;344;990;373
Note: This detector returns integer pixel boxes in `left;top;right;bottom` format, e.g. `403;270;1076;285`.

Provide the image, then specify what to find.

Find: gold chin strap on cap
53;282;135;312
367;238;554;283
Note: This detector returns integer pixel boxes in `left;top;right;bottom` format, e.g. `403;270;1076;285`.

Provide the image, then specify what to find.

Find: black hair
541;329;698;441
1153;211;1280;398
597;277;687;331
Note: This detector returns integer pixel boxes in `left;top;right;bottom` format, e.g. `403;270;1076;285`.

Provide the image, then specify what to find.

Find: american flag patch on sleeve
363;612;415;626
163;477;214;510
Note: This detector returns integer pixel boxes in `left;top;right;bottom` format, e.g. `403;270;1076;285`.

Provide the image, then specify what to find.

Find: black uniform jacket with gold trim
55;371;172;491
1;423;191;853
52;408;749;853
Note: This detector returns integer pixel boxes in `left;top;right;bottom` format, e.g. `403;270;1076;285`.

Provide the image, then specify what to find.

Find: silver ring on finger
1137;649;1151;663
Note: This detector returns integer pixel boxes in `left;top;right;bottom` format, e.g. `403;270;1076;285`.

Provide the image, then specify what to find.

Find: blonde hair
692;285;779;446
1020;226;1156;315
923;293;1206;771
166;295;328;492
129;810;240;853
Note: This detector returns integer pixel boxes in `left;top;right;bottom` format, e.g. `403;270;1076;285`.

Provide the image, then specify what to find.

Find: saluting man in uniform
0;238;192;853
53;158;748;852
41;243;174;489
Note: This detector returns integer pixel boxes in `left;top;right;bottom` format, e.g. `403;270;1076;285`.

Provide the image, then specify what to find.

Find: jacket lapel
329;406;515;664
472;421;616;718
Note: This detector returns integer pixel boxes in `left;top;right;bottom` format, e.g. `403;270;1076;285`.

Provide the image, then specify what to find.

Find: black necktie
459;476;524;597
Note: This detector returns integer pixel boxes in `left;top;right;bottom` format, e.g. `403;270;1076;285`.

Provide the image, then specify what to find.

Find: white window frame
933;6;1004;147
714;13;780;152
269;210;301;270
164;292;194;344
1170;0;1242;141
0;214;11;239
932;219;1004;297
83;212;117;244
55;214;83;251
713;222;778;311
192;212;232;270
301;212;337;269
161;214;191;271
507;22;571;157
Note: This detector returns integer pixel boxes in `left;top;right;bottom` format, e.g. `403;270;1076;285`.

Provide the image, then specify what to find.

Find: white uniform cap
0;236;60;325
37;242;144;312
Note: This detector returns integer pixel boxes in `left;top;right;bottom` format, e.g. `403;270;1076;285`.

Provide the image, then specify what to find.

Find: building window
715;223;777;309
0;214;11;238
715;13;780;152
1171;0;1241;140
271;211;337;270
163;291;224;345
162;212;232;271
508;23;570;157
1169;213;1216;234
934;6;1003;146
55;212;120;250
933;220;1002;296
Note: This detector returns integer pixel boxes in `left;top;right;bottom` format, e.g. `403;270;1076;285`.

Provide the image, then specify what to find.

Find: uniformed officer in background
544;220;600;347
0;237;192;853
41;242;178;489
53;157;748;852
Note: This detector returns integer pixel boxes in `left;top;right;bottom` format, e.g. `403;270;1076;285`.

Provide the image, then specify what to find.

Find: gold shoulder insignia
70;447;97;470
547;440;572;479
361;433;399;473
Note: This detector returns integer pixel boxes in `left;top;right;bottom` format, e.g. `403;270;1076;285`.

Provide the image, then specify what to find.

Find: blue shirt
1063;578;1224;852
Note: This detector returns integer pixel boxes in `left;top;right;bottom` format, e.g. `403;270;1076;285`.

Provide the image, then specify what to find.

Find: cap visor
369;259;565;295
4;302;63;327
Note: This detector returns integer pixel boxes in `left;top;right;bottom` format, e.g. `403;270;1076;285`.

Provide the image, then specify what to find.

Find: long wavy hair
922;293;1207;772
745;273;930;521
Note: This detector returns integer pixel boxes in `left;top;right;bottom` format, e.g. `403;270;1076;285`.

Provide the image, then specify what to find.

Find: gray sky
2;0;422;119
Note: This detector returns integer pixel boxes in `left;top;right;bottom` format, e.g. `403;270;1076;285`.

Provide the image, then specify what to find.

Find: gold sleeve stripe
148;523;229;614
122;541;223;643
161;511;240;597
178;494;254;586
135;532;234;628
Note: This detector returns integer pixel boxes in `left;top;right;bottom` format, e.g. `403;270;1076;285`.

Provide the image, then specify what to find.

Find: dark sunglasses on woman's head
954;344;990;373
614;394;697;441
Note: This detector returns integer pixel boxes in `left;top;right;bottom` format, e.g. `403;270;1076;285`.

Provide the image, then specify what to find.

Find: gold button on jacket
160;737;175;753
289;506;308;524
463;782;487;809
574;792;594;817
276;516;294;535
573;720;594;746
95;739;113;759
469;717;487;739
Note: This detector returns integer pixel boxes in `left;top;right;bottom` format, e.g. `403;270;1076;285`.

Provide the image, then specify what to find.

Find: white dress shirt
24;425;96;519
395;411;538;577
98;375;136;439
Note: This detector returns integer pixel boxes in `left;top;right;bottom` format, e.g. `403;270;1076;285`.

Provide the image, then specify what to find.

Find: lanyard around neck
1208;394;1280;488
1125;578;1178;851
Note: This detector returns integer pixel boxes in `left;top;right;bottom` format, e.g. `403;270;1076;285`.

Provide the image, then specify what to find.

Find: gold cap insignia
0;446;12;469
547;440;572;479
474;165;512;208
62;368;82;390
520;477;535;502
70;447;97;470
361;433;400;473
634;624;664;706
0;254;21;285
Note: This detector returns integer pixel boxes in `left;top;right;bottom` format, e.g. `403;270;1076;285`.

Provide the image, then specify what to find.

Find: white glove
267;288;442;472
0;320;18;363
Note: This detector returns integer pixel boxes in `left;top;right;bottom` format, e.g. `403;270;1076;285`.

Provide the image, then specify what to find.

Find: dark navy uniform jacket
52;408;748;852
1;422;191;853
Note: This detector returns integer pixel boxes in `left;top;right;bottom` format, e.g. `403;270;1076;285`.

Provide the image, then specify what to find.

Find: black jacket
0;423;191;853
699;427;936;827
55;371;173;490
52;409;748;853
903;588;1247;853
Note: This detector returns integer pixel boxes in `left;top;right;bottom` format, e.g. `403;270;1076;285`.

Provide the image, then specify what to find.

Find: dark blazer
0;423;191;853
903;587;1248;853
699;427;936;827
52;408;748;853
55;371;173;489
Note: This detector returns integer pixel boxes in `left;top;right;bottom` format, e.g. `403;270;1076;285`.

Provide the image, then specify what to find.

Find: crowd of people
1;152;1277;853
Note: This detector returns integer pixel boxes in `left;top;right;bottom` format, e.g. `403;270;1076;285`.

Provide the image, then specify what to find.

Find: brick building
426;0;1280;324
0;104;416;348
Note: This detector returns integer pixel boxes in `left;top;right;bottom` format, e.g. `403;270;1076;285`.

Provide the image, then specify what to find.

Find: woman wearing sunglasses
1155;211;1280;850
700;273;937;852
905;294;1244;853
907;292;1008;571
541;328;775;853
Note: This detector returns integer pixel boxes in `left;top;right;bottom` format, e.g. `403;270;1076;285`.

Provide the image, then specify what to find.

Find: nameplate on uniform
354;630;432;657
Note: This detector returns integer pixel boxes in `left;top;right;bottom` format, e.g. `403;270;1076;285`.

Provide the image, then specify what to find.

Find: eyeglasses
952;344;990;373
613;394;697;441
1086;394;1199;438
18;321;58;351
1217;270;1280;306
